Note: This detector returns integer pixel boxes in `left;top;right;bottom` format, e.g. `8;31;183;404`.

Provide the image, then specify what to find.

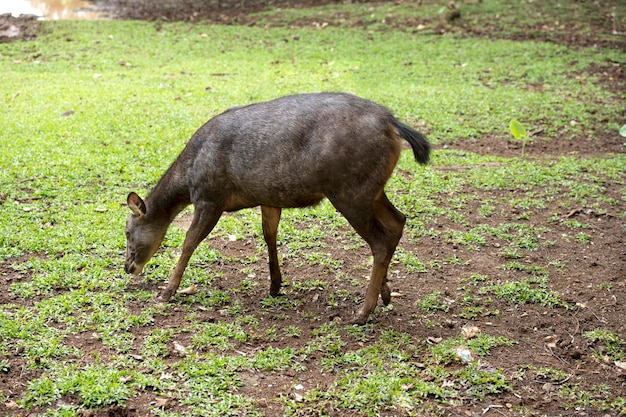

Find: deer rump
125;92;430;324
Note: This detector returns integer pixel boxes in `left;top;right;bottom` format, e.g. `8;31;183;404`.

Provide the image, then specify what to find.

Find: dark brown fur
125;93;430;324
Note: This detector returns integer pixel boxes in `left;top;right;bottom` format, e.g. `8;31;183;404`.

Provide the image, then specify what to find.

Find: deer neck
144;168;191;226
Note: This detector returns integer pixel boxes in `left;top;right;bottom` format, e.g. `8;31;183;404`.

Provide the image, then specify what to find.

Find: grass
584;329;626;362
1;0;625;415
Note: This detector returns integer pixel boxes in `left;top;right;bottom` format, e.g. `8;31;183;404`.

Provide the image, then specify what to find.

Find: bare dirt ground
0;14;38;43
1;1;624;416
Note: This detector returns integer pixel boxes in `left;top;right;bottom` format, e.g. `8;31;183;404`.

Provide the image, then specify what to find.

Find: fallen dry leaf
173;341;188;355
545;335;559;349
153;397;170;408
178;284;197;295
4;401;19;410
461;324;481;339
442;379;455;388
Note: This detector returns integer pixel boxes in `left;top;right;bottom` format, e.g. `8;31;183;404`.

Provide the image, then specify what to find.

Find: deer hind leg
261;206;283;296
374;192;406;306
330;191;404;324
157;201;223;302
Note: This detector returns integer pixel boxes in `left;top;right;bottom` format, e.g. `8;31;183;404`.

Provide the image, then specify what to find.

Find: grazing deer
124;92;430;324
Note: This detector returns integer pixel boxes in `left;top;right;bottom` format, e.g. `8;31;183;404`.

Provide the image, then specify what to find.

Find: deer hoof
351;315;368;326
156;289;174;302
380;283;391;306
351;309;370;326
269;281;282;297
269;288;281;297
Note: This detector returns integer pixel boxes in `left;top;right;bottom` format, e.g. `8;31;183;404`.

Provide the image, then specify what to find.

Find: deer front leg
261;206;283;296
157;202;223;302
157;252;192;302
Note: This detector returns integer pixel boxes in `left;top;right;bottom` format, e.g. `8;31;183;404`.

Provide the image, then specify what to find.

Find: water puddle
5;0;106;20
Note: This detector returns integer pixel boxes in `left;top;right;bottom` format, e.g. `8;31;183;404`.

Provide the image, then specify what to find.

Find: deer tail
393;119;430;165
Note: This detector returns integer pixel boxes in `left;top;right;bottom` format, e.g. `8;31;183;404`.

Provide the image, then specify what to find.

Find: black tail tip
396;121;430;164
412;138;430;165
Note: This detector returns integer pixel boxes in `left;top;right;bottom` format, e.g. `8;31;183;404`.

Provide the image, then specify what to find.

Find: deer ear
127;192;146;217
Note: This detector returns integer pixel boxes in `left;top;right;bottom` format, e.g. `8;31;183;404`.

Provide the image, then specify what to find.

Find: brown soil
94;0;364;23
1;1;625;416
0;14;38;43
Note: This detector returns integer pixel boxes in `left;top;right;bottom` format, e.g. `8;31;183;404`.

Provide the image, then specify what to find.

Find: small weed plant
510;119;530;159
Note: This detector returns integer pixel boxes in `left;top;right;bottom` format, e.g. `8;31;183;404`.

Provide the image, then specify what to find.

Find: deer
124;92;430;324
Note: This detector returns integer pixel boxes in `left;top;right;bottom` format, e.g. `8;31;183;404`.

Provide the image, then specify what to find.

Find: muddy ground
1;0;625;416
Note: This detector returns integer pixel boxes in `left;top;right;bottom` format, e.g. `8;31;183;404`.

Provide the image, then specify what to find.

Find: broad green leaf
619;124;626;137
510;119;527;140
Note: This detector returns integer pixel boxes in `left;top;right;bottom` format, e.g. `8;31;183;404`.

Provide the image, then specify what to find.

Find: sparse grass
20;362;148;408
192;321;249;351
250;0;626;51
428;334;517;366
416;290;450;313
584;329;626;362
479;276;568;308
